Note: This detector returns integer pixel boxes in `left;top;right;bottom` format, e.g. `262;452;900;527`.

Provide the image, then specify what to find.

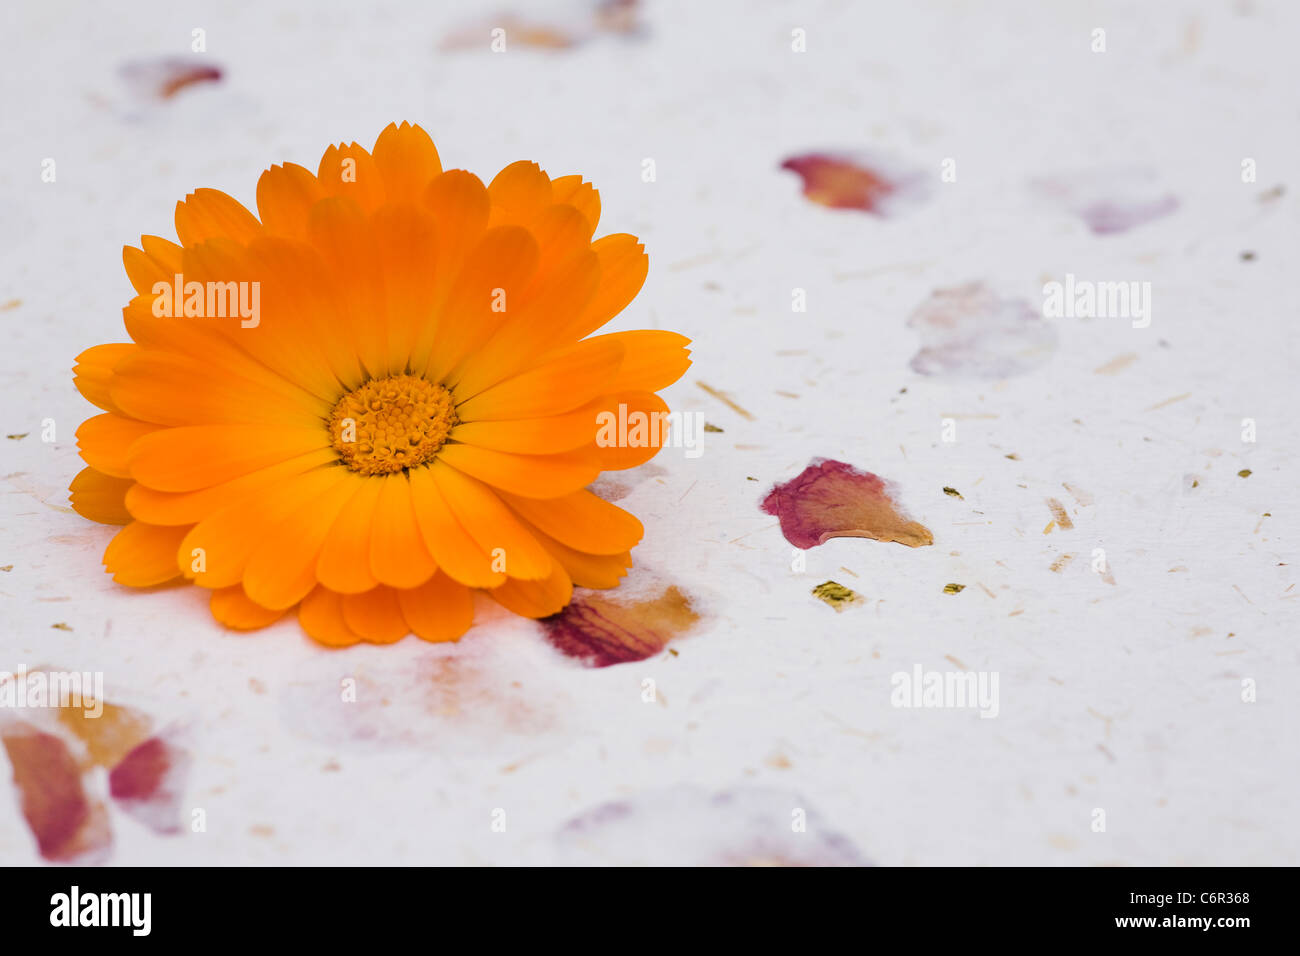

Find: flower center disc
329;374;457;476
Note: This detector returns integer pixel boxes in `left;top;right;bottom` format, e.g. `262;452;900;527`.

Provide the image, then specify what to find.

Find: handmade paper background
1;0;1296;865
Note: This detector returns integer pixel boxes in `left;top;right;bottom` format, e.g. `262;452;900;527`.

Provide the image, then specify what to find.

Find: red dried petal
542;585;699;667
109;734;190;835
1;724;112;862
120;58;223;100
761;459;932;550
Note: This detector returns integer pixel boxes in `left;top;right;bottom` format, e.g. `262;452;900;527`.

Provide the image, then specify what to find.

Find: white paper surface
0;0;1296;866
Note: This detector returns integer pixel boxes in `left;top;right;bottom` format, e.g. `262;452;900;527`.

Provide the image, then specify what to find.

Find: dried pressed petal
762;459;933;550
540;583;699;667
907;282;1056;380
781;152;928;216
2;725;112;862
109;734;191;835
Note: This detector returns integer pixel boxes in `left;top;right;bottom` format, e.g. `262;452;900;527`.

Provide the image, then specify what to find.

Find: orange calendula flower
70;122;690;647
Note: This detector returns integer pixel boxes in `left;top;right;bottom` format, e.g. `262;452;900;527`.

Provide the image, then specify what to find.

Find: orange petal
564;233;648;340
76;413;163;478
407;465;505;588
448;243;600;397
210;585;286;630
125;236;353;414
590;391;673;471
118;236;182;309
241;235;366;394
123;244;173;296
372;121;442;202
110;349;329;427
368;204;440;379
421;170;490;247
532;528;632;589
594;330;693;392
242;472;362;610
315;473;383;594
341;586;408;644
316;142;386;214
455;335;623;421
256;163;324;241
488;560;572;619
127;424;331;492
141;234;184;272
396;572;474;643
429;463;553;580
307;197;389;379
298;586;362;647
550;174;601;237
527;203;596;276
370;473;438;589
73;343;137;413
411;170;491;372
121;243;347;405
69;467;134;526
181;468;348;589
124;449;338;525
421;225;539;383
487;160;553;228
174;189;261;246
436;443;601;499
498;489;643;555
591;437;663;472
447;398;606;454
103;521;189;587
179;235;350;404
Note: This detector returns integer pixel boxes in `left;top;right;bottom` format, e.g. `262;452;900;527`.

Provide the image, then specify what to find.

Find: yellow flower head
70;122;690;646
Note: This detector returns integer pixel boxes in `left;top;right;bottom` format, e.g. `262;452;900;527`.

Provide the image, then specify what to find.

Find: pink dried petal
1;724;112;862
120;57;223;100
542;585;699;667
761;459;932;550
781;152;928;216
109;734;191;835
907;281;1056;380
